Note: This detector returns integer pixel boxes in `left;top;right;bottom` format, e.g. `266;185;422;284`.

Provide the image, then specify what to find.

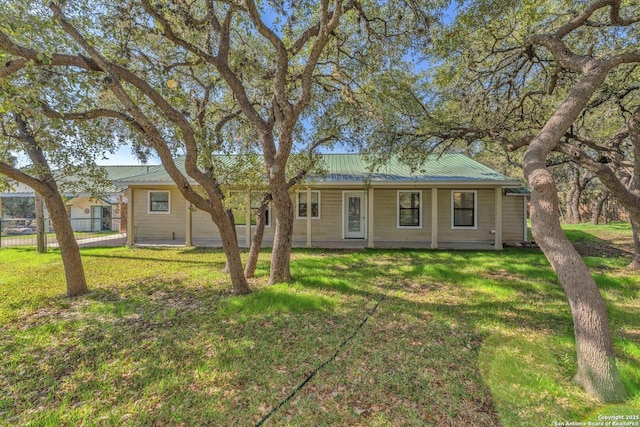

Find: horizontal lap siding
373;189;431;241
133;187;186;240
191;209;218;238
502;196;526;242
131;185;525;246
191;202;277;241
293;189;342;241
437;188;495;242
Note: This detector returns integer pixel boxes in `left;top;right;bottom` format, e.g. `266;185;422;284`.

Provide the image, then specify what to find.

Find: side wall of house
502;195;527;242
292;188;343;243
132;187;186;241
373;188;432;242
437;188;495;243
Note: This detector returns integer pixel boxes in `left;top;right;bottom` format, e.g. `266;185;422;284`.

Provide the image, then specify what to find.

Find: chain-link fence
0;218;126;248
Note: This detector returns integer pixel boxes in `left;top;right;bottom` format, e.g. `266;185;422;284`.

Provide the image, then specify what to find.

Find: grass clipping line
255;294;387;426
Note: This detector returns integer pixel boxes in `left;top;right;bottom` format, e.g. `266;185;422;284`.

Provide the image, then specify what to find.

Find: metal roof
313;154;518;184
1;165;157;197
1;155;522;194
115;153;521;187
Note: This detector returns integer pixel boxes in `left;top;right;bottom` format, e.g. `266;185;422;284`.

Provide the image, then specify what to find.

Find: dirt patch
571;235;634;259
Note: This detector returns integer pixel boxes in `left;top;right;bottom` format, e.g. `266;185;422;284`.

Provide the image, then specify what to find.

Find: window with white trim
297;191;320;219
398;191;421;228
148;191;170;214
452;191;477;228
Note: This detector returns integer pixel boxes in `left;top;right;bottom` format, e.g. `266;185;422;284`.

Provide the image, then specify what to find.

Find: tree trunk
628;212;640;270
523;63;626;402
219;209;251;294
269;175;294;284
626;108;640;270
590;190;608;225
245;194;271;278
35;193;46;253
566;167;583;223
526;167;626;401
223;208;236;274
42;189;88;297
13;114;87;296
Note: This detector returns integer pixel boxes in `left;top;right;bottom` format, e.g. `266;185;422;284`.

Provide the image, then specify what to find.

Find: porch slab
132;238;498;251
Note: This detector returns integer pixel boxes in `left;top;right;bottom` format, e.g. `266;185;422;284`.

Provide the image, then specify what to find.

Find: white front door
344;191;366;239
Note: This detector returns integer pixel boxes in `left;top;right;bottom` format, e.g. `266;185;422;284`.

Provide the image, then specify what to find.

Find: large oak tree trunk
220;209;250;294
269;180;294;284
42;190;88;297
13;115;88;297
526;168;626;401
523;64;626;402
626;111;640;270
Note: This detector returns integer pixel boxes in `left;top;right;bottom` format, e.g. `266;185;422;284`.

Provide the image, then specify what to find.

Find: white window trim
397;190;422;229
296;190;321;219
147;190;171;214
451;190;477;229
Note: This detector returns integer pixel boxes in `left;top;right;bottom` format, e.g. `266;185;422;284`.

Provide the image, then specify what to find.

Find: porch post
494;187;503;250
523;196;529;243
245;192;252;247
185;200;193;247
431;188;438;249
306;186;312;247
126;187;134;247
368;187;374;248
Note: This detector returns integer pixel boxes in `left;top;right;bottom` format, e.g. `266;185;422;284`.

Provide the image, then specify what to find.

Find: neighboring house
0;165;155;232
116;154;529;249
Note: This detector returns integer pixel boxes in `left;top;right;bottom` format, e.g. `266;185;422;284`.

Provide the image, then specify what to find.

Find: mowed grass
1;229;639;426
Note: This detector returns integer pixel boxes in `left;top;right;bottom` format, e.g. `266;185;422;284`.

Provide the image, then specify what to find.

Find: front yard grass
1;234;639;425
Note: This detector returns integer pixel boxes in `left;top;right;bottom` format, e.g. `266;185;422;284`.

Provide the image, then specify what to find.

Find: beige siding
133;187;186;240
502;196;526;242
130;184;526;248
293;189;343;242
437;189;495;242
191;209;218;239
373;189;431;242
190;202;277;241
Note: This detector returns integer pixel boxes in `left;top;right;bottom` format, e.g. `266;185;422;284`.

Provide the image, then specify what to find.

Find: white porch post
245;192;252;247
126;187;134;247
306;186;312;247
185;200;193;246
368;187;374;248
524;196;529;242
431;188;438;249
494;187;503;250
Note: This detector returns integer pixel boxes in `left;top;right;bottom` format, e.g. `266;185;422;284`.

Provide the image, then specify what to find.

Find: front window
398;191;421;228
452;191;476;228
148;191;170;213
297;191;320;219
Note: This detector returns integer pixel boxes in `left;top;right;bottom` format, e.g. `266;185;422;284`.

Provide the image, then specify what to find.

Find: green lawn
1;227;639;426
